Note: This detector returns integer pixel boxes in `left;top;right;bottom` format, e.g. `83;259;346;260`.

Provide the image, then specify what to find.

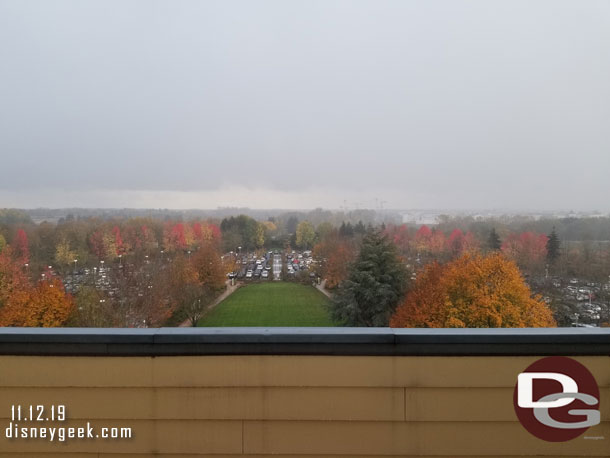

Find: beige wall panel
0;387;404;421
153;355;610;388
0;356;153;387
244;420;610;456
0;385;607;422
0;419;241;455
1;356;607;388
404;387;610;421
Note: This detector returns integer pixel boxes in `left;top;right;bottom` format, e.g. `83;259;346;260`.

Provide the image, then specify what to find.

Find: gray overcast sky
1;0;609;210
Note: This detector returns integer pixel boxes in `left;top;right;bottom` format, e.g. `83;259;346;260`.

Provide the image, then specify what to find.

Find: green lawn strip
197;282;335;327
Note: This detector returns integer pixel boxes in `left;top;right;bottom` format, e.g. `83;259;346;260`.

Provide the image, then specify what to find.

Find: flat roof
0;327;608;356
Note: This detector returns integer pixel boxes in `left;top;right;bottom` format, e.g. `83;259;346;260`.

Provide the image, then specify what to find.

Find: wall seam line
404;386;407;422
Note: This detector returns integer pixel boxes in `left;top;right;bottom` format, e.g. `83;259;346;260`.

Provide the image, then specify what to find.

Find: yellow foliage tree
390;252;556;328
262;221;277;233
55;239;77;266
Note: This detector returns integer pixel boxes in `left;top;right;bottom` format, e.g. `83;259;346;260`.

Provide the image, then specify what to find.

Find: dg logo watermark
513;356;601;442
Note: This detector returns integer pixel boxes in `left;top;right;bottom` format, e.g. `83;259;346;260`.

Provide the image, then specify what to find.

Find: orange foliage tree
191;242;226;292
0;275;75;327
313;233;356;289
390;252;556;328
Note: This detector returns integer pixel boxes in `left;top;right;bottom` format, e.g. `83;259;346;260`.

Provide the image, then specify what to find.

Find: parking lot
232;250;316;282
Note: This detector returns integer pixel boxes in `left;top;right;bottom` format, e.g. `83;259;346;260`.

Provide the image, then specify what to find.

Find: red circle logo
513;356;600;442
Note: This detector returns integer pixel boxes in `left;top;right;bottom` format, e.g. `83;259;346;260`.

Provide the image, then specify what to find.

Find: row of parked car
232;251;276;280
286;251;314;275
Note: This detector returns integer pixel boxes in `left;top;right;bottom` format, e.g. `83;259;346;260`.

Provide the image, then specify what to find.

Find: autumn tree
0;275;75;327
262;220;278;234
447;229;466;257
89;230;107;259
390;252;556;328
414;225;432;253
191;242;226;292
14;229;29;263
384;224;411;255
163;222;188;252
502;232;548;273
55;238;78;269
331;229;407;326
296;221;316;249
313;232;357;289
0;247;29;310
428;229;446;256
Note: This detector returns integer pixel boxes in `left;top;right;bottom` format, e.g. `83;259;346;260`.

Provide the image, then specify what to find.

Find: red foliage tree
414;225;432;252
447;228;465;256
502;231;548;271
163;223;188;251
14;229;29;263
112;226;125;255
88;230;107;259
384;224;411;254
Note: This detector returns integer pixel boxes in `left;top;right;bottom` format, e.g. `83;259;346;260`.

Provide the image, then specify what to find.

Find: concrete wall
0;352;608;456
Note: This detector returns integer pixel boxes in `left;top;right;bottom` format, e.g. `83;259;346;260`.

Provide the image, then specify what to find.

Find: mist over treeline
3;208;610;242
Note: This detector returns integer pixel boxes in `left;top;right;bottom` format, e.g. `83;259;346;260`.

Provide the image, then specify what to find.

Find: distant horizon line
6;207;610;214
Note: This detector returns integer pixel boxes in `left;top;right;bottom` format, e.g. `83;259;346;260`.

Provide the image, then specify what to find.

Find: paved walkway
315;279;332;298
179;280;241;327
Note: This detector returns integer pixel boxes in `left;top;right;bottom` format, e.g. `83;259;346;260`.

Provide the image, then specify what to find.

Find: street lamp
118;254;122;266
73;259;78;271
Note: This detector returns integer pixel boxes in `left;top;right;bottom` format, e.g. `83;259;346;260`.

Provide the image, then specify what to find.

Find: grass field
198;282;335;327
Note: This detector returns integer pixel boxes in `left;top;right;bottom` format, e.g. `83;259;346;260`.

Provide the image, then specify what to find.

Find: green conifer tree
331;229;407;326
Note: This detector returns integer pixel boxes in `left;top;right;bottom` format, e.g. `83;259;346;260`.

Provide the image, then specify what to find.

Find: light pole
73;259;78;272
118;254;122;267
